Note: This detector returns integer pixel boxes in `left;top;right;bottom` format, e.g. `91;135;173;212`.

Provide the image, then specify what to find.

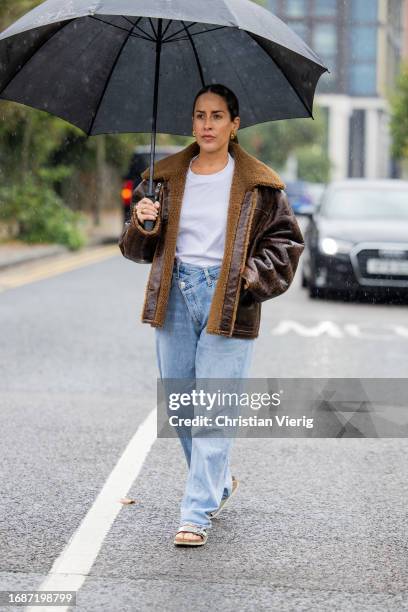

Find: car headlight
319;237;354;255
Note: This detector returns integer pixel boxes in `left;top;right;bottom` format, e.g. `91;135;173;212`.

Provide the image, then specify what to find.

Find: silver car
301;179;408;299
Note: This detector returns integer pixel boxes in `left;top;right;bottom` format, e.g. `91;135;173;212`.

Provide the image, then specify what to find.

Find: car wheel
308;284;320;299
308;272;321;299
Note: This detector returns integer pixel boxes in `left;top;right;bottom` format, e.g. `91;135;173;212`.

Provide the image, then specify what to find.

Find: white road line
25;409;157;612
271;320;344;338
270;320;408;340
394;325;408;339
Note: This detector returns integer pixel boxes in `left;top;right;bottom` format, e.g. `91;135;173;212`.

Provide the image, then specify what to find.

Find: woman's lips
202;135;215;140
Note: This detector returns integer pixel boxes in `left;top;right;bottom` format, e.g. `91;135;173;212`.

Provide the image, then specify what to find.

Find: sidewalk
0;209;124;271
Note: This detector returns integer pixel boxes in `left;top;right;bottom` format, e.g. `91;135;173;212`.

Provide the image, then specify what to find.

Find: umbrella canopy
0;0;329;137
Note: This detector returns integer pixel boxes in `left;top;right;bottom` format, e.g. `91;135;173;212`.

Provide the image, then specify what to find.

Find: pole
144;18;162;231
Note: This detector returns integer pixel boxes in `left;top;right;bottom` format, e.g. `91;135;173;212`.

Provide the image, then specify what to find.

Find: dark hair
192;83;240;143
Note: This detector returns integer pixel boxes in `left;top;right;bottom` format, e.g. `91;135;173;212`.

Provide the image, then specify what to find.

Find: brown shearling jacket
118;140;304;339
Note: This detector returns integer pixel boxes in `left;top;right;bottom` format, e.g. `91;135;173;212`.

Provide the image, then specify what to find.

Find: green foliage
389;63;408;161
37;164;74;184
239;105;331;181
0;179;87;250
0;1;86;247
296;146;331;183
0;0;43;30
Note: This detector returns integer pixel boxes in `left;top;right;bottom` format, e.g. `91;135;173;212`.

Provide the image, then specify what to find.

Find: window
313;23;337;56
322;188;408;219
349;64;377;95
286;0;307;18
311;23;337;91
289;20;308;40
350;26;377;62
348;22;377;96
314;0;337;17
351;0;378;22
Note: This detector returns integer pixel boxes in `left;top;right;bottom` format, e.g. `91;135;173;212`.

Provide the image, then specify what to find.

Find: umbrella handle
143;191;156;231
143;220;155;231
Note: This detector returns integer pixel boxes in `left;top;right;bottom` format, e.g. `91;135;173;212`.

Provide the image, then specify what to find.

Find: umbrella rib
122;15;157;40
133;21;156;42
90;16;155;42
163;21;197;43
189;26;227;37
161;19;173;39
148;18;157;39
0;19;75;97
247;33;313;117
180;21;205;87
209;30;259;123
163;25;227;43
270;54;313;117
87;17;141;135
121;16;139;28
109;14;155;42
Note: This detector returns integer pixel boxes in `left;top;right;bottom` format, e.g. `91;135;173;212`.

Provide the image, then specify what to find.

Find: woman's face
192;92;240;153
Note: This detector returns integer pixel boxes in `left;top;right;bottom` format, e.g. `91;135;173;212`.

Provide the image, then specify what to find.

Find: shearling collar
138;140;285;336
141;140;285;191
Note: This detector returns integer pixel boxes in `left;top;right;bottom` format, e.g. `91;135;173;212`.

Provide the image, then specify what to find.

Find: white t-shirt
175;152;235;267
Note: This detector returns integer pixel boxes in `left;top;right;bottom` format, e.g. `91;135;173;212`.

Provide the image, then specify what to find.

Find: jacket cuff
240;266;256;290
130;209;161;236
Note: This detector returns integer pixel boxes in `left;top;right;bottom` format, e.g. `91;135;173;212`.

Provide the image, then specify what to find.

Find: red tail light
121;180;134;206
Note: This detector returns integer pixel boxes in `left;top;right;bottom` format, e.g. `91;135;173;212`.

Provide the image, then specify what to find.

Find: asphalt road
0;242;407;612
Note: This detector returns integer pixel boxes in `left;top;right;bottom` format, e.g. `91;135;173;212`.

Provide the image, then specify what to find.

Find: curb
0;235;119;272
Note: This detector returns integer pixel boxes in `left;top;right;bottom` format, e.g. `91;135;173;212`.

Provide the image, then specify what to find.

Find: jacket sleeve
118;179;162;263
240;188;305;302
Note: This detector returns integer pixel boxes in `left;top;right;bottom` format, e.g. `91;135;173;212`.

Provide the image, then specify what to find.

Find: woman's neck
191;147;230;175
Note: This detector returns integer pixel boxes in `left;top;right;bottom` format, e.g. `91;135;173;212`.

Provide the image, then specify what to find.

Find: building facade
266;0;405;179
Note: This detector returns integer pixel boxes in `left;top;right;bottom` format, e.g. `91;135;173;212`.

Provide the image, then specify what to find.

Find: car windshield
320;188;408;220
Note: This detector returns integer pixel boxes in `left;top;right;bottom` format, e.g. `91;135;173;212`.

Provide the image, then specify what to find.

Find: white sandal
174;523;208;546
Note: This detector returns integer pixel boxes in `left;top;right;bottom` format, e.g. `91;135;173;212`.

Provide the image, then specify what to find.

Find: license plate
366;258;408;275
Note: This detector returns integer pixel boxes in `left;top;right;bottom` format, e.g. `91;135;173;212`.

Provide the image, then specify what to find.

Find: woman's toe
176;532;201;541
185;533;201;541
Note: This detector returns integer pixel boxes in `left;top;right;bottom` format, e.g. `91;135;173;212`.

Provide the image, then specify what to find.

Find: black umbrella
0;0;328;228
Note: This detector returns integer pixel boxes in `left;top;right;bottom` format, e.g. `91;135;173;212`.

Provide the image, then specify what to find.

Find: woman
119;83;304;547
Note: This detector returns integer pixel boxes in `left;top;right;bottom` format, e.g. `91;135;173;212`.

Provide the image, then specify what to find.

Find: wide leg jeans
155;257;255;529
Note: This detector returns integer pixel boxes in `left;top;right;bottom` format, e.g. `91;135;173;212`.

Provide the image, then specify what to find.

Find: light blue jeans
155;257;255;529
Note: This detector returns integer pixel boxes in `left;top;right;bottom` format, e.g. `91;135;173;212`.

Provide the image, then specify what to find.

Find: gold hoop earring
230;131;236;140
192;130;196;137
